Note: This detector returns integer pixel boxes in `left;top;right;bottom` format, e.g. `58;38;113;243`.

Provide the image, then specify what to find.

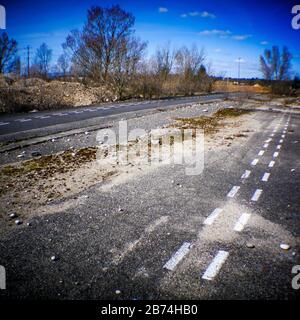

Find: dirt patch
170;108;250;133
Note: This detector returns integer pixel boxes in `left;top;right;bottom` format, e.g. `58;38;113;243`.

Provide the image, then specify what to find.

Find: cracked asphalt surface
0;98;299;300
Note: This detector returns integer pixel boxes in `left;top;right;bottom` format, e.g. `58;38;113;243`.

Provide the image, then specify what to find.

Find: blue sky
2;0;300;78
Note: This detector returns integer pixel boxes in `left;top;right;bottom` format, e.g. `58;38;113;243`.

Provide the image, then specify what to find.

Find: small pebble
9;213;17;219
115;290;121;295
280;244;290;250
246;243;255;249
51;255;57;261
15;219;22;225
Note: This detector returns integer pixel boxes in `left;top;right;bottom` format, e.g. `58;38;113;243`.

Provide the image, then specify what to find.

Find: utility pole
237;57;241;81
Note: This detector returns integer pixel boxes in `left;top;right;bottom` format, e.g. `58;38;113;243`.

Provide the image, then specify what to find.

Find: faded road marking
227;186;240;198
203;208;223;225
0;122;9;126
263;143;269;148
163;242;191;271
276;145;281;150
251;189;263;201
251;159;259;166
202;250;229;281
268;160;275;168
233;213;251;232
273;151;279;158
241;170;251;179
262;172;270;182
258;150;264;156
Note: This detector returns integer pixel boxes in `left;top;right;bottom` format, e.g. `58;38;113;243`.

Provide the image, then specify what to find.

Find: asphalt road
0;94;226;138
0;108;299;299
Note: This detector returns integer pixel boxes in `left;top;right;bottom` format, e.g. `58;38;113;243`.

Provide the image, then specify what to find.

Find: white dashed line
276;145;281;150
281;134;285;138
262;172;270;182
202;250;229;281
227;186;240;198
241;170;251;179
258;150;264;156
263;143;269;148
251;159;259;166
203;208;223;225
265;138;272;143
251;189;263;201
279;139;283;143
268;160;275;168
273;151;279;158
70;111;83;114
53;113;68;116
15;118;32;122
270;133;274;137
233;213;251;232
163;242;191;271
0;122;9;126
34;116;50;119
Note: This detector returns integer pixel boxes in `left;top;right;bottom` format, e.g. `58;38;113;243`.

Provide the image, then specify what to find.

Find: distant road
0;94;229;138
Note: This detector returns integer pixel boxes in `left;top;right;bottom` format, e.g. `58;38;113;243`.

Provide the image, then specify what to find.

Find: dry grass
171;108;250;133
213;81;270;94
0;147;97;195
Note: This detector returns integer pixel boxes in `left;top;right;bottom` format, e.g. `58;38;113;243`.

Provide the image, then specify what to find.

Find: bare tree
57;53;69;76
153;43;174;81
112;37;147;98
63;5;141;83
34;43;52;78
260;46;292;80
174;45;205;95
0;32;18;73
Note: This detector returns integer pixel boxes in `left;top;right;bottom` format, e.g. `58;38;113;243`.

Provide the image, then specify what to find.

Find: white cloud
232;34;252;41
200;11;216;18
214;48;221;53
199;29;231;36
158;7;168;13
181;11;216;18
260;41;268;45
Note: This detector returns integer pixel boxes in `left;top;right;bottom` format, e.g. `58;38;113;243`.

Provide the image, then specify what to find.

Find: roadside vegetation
0;5;298;113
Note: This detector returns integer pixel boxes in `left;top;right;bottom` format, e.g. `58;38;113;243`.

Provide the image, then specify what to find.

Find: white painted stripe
262;172;270;182
263;143;269;148
270;133;274;137
234;213;251;232
265;138;272;143
241;170;251;179
53;113;68;116
202;250;229;281
251;158;259;166
273;129;277;133
276;144;281;150
273;151;279;158
163;242;191;271
34;116;50;119
283;130;287;134
71;110;83;114
15;118;32;122
268;160;275;167
258;150;264;156
0;122;9;126
281;134;285;138
251;189;263;201
279;139;283;143
227;186;240;198
203;208;223;225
